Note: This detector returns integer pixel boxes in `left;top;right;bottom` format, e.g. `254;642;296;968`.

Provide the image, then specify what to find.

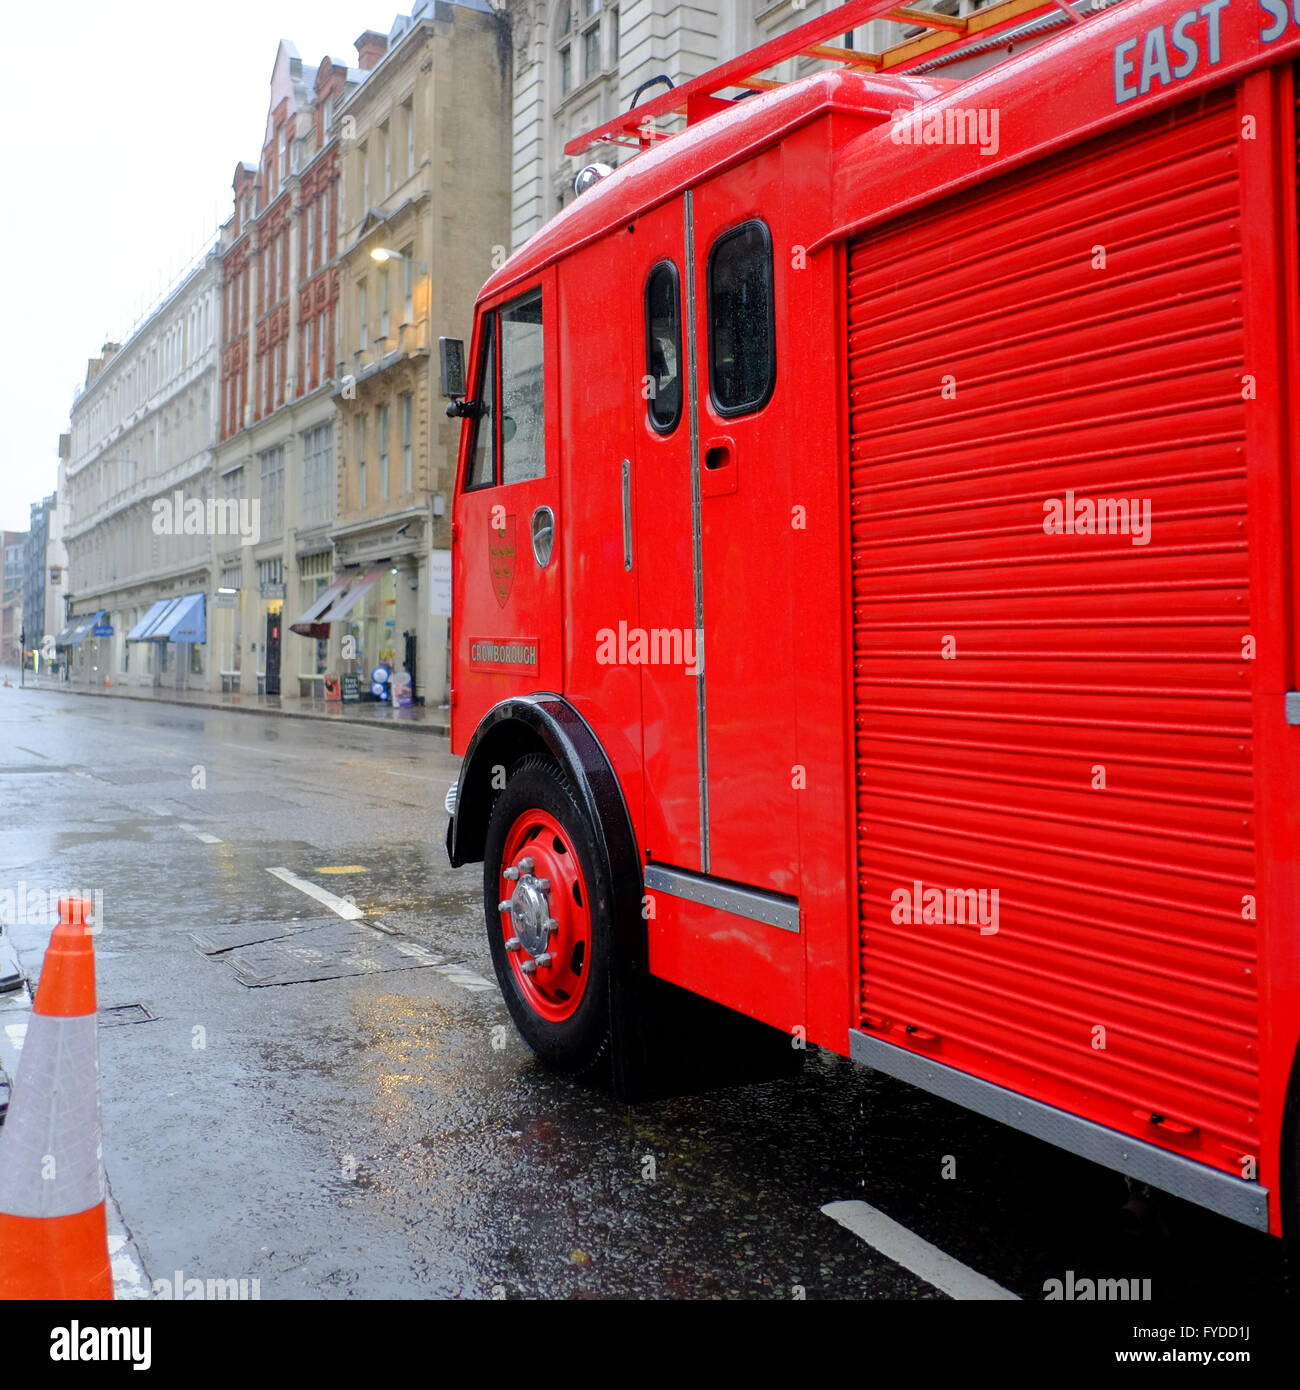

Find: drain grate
99;1004;157;1027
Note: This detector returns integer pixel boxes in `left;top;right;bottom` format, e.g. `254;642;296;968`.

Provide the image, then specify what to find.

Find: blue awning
126;600;172;641
151;593;205;644
54;610;106;648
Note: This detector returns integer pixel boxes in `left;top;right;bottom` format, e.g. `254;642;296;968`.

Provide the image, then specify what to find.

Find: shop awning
289;574;353;639
125;600;173;642
54;610;107;648
126;594;206;643
319;569;384;623
151;593;206;643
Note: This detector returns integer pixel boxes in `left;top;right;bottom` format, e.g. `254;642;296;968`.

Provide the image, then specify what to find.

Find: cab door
632;164;805;1032
452;272;563;740
690;152;800;900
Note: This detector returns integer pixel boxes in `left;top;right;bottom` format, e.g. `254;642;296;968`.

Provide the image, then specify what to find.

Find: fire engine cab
445;0;1300;1247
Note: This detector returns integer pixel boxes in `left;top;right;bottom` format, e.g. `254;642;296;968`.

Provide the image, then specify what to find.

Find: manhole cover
190;916;341;955
220;919;445;987
99;1004;157;1027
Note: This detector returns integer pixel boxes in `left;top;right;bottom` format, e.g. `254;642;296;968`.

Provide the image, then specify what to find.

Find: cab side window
463;287;546;490
465;315;496;490
707;220;775;417
500;290;545;484
645;261;682;433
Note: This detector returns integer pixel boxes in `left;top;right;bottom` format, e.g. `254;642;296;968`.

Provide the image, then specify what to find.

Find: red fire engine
444;0;1300;1246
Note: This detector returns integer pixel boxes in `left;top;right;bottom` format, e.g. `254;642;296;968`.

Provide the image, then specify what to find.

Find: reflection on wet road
0;687;1284;1299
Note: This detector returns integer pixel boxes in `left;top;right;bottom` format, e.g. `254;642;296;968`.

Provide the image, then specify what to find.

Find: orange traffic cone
0;896;112;1299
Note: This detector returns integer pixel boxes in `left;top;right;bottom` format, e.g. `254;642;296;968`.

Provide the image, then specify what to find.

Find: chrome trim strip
621;458;633;571
644;863;799;933
849;1029;1269;1232
684;189;710;872
1286;691;1300;725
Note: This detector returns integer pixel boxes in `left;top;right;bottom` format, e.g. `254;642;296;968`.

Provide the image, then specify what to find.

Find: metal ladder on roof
565;0;1115;157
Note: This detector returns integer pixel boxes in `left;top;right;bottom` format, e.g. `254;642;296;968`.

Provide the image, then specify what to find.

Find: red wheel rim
498;808;593;1022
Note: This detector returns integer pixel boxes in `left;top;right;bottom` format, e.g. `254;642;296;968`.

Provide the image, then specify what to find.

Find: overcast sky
0;0;405;532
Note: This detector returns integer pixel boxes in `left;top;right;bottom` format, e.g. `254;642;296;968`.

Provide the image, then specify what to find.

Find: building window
559;39;571;95
359;280;368;351
306;203;315;272
361;141;370;210
356;416;367;507
611;5;619;63
222;465;244;510
583;21;600;81
402;244;414;323
320;308;331;383
378;404;390;501
380;269;390;340
259;445;285;537
380;120;390;193
404;97;415;177
298;552;331;678
278;126;288;179
302;423;335;527
401;393;412;494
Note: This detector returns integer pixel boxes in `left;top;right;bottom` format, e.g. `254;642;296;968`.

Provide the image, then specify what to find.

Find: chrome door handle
621;458;633;572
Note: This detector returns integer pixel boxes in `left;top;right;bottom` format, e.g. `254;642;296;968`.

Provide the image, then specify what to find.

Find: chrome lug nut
519;856;535;874
503;866;520;881
520;959;537;975
498;899;513;913
544;917;558;935
534;952;554;969
535;878;551;893
504;936;521;952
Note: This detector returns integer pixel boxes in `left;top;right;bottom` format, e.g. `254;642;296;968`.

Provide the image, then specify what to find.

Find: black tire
483;754;611;1077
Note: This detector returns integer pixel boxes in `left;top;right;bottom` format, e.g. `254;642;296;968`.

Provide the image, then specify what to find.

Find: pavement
0;681;1289;1301
4;668;449;736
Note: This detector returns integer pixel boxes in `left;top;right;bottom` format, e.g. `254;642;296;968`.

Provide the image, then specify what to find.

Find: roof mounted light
574;163;614;197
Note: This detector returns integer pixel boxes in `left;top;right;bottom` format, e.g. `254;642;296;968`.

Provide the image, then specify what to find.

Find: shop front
124;594;207;689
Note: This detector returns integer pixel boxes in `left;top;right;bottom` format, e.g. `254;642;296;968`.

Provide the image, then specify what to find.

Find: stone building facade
63;253;221;689
504;0;1001;248
332;0;510;707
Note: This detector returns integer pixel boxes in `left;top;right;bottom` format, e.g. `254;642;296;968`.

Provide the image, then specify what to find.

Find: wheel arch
447;694;651;1097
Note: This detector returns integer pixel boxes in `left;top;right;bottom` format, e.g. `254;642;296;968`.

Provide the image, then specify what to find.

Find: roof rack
564;0;1100;157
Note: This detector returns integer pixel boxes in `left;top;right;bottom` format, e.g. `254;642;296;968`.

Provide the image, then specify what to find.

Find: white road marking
265;867;364;920
432;963;497;993
106;1188;152;1300
821;1200;1020;1301
178;824;223;843
146;805;171;817
5;1021;27;1052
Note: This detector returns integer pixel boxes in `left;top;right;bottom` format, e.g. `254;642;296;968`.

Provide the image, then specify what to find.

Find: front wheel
483;755;611;1076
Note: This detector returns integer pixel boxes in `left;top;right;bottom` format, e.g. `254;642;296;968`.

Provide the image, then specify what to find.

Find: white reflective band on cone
0;1013;105;1217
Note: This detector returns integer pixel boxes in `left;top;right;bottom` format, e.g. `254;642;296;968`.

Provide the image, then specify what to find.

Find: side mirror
438;337;466;398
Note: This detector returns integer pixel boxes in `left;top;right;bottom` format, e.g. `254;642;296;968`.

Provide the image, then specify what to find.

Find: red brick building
213;43;361;696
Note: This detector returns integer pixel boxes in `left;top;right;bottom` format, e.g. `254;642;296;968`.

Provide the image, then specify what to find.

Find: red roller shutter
847;88;1258;1175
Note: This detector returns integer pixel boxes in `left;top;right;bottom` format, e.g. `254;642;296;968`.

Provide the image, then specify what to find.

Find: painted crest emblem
489;517;516;608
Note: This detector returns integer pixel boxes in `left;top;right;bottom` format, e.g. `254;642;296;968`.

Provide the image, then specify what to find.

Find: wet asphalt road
0;683;1287;1301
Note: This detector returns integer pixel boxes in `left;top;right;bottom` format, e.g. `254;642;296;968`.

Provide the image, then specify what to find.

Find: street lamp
370;246;427;274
